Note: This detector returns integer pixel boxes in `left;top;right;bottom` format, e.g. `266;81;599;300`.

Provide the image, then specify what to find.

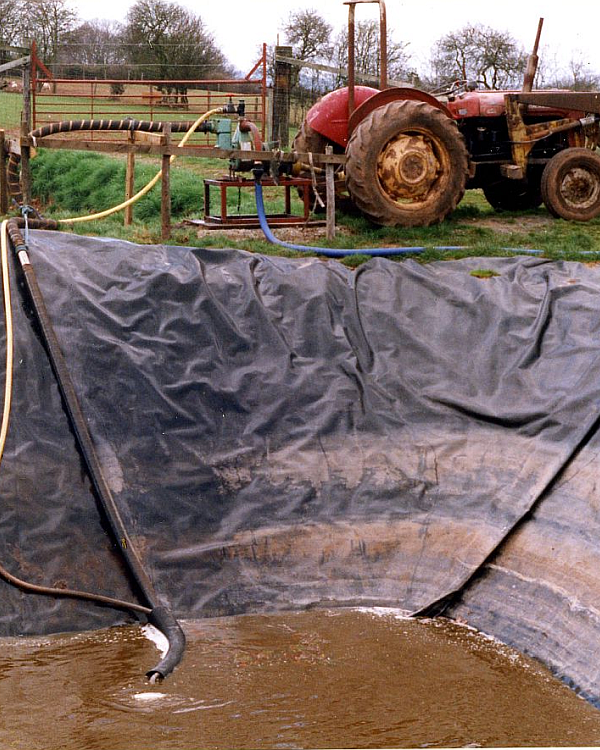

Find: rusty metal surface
377;132;441;200
202;176;316;228
522;18;544;93
515;91;600;114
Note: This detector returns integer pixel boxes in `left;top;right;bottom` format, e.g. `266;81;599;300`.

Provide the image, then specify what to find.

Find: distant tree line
0;0;238;92
1;0;599;98
280;8;600;98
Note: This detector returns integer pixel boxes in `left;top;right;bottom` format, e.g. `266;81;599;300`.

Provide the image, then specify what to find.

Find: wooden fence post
124;131;135;226
161;123;171;241
20;64;32;206
325;145;336;241
0;131;8;215
272;46;292;147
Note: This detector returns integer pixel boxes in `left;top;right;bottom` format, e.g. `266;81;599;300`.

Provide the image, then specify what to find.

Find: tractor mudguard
306;86;379;148
348;88;455;137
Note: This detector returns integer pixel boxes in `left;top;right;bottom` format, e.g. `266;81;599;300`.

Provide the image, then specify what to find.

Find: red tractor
293;2;600;227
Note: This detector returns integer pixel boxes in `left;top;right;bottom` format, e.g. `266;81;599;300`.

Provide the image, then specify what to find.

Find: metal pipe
347;2;356;120
522;17;544;93
345;0;388;121
379;1;387;90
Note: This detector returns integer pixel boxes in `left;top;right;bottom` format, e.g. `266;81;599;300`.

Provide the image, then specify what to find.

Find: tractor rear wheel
483;172;543;212
541;148;600;221
345;100;470;227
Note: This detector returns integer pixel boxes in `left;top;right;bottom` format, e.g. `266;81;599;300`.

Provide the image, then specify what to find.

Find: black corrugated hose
3;216;185;682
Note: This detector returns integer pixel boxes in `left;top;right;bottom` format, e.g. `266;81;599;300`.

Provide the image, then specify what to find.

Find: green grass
0;91;23;131
8;147;600;267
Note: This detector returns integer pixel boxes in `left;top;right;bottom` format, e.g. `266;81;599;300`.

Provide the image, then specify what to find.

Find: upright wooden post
124;131;135;226
272;46;292;147
325;145;336;241
161;123;171;241
20;65;32;206
0;131;8;215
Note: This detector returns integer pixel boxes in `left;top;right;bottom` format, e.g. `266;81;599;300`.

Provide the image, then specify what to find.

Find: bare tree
0;0;23;48
281;9;332;94
330;20;413;88
59;20;126;80
19;0;78;64
123;0;226;99
561;52;600;91
431;24;526;89
282;8;332;64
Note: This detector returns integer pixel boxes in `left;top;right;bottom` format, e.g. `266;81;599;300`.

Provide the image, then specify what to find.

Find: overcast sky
72;0;600;78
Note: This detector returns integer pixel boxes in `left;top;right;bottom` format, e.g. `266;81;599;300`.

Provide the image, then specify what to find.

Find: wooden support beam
20;67;32;206
161;123;171;241
325;145;336;242
0;56;30;74
22;137;347;165
0;131;8;215
272;46;292;148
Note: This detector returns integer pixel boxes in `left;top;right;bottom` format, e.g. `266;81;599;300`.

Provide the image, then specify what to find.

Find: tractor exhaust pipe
523;17;544;92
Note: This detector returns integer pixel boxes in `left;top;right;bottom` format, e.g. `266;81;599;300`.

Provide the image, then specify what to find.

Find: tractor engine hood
446;89;584;119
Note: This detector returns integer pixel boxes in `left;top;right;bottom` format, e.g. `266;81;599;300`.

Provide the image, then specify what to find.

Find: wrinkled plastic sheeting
2;231;600;702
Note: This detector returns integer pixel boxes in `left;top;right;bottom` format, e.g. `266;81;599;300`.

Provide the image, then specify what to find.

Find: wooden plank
325;145;336;241
273;54;412;88
134;131;164;145
23;138;348;165
161;123;171;240
0;56;30;74
20;67;32;205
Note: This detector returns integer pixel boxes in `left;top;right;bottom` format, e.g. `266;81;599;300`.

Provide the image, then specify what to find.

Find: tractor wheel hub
561;167;600;209
377;134;440;201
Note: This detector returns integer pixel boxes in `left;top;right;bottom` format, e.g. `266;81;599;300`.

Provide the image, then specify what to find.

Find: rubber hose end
145;605;186;681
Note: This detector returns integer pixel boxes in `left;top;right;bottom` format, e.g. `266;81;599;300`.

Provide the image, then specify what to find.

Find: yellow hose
0;220;14;467
58;107;224;225
0;108;223;459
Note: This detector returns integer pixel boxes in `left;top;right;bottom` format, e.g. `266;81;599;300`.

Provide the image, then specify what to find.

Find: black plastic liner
2;231;600;702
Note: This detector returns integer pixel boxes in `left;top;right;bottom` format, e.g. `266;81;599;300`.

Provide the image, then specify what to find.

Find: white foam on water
352;606;411;619
133;692;169;702
141;624;169;657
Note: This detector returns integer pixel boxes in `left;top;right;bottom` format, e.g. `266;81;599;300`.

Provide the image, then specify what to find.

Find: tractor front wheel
345;100;470;227
541;148;600;221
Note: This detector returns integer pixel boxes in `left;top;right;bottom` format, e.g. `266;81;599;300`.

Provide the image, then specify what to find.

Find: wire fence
0;86;24;133
1;44;270;143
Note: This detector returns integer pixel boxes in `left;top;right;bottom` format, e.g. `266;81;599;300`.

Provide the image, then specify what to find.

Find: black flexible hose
0;560;151;615
4;218;185;680
7;116;223;205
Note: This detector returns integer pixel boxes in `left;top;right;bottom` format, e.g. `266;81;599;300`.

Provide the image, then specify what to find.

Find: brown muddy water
1;608;599;749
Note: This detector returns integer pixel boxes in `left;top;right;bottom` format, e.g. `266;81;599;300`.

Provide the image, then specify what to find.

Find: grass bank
15;148;600;267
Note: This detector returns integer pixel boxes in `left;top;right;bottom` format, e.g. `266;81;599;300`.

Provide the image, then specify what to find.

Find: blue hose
254;179;544;259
